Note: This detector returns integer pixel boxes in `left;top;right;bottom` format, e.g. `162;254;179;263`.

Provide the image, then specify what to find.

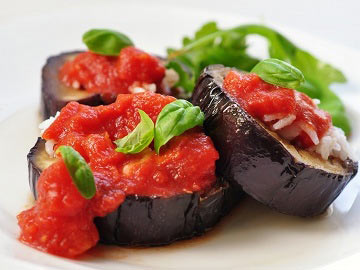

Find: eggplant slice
41;51;184;120
192;65;358;217
28;138;242;246
41;51;104;120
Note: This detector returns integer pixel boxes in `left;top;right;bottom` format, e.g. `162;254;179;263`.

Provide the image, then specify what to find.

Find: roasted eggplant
28;138;241;245
41;52;103;120
192;65;358;217
41;52;183;119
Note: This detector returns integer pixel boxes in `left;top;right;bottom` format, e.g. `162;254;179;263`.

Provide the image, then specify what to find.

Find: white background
1;0;359;50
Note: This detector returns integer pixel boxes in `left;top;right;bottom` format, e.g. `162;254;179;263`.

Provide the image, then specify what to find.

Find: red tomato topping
17;161;100;257
59;47;166;97
223;71;331;148
17;92;218;257
117;47;166;84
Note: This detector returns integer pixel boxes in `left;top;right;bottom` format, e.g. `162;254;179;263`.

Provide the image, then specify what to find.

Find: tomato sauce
223;71;331;148
59;47;166;98
17;92;218;257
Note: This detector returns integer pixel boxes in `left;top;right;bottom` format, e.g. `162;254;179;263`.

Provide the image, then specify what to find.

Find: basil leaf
82;29;134;56
114;110;154;154
57;146;96;199
154;100;204;153
251;58;305;88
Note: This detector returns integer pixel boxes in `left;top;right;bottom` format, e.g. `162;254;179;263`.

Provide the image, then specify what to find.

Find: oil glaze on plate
0;2;360;269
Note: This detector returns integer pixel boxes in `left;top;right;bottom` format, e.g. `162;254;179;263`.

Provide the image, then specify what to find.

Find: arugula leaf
166;60;194;93
114;110;154;154
183;21;220;46
167;23;258;93
83;29;134;56
291;50;346;85
251;58;305;89
56;146;96;199
168;22;350;134
154;100;204;154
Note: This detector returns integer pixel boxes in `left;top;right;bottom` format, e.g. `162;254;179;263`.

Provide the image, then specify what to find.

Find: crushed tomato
17;92;218;257
59;47;166;99
223;71;331;148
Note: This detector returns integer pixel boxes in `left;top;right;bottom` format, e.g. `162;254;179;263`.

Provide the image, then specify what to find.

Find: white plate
1;2;360;269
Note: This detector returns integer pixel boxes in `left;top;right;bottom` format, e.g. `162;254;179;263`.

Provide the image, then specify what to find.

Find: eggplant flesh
41;51;183;120
27;138;241;245
192;65;358;217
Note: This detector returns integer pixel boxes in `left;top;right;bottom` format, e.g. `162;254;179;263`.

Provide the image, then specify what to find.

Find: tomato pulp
17;92;218;257
59;47;166;98
223;71;331;148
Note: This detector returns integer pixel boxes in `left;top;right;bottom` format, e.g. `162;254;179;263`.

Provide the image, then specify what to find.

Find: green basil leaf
251;58;305;88
114;109;154;154
57;146;96;199
319;94;351;134
154;100;204;153
82;29;134;56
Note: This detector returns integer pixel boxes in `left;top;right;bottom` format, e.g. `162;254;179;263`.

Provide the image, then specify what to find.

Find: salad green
167;22;350;134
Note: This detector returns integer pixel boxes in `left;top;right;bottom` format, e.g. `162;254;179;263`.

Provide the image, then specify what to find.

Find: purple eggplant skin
192;65;358;217
41;51;184;120
41;51;104;120
27;138;242;246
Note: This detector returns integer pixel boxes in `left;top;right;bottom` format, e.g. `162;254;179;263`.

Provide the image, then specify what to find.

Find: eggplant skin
41;51;184;120
27;138;241;246
41;51;104;120
192;65;358;217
